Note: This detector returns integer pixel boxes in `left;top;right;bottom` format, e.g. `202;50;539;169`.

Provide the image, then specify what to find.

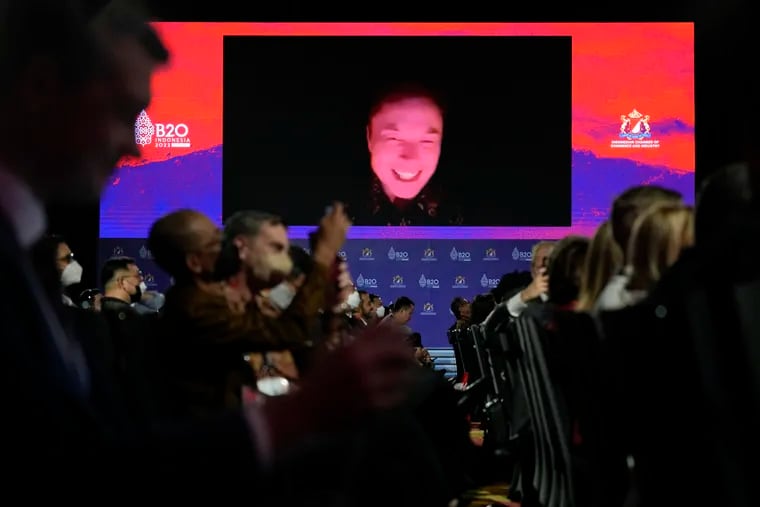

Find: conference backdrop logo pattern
98;238;538;347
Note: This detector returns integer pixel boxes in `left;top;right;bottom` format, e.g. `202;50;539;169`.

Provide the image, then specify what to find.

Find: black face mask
130;284;142;304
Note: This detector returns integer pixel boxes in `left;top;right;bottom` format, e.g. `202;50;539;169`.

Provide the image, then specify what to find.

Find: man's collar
0;166;47;249
102;296;131;306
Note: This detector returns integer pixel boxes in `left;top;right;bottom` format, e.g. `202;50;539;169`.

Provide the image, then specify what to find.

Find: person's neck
381;181;401;203
103;288;130;304
193;274;223;293
224;270;256;302
227;269;249;289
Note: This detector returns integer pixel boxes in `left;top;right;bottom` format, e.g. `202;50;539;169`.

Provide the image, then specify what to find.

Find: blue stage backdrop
98;238;541;347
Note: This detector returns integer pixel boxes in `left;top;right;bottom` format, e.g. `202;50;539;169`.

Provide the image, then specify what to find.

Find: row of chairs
447;303;597;507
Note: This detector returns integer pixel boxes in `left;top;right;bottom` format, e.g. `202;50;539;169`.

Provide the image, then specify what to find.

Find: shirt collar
0;165;47;249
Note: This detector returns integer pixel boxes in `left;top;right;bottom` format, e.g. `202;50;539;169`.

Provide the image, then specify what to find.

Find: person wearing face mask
58;245;83;289
99;255;165;422
101;256;144;310
369;293;386;322
346;290;375;330
31;234;84;306
149;205;351;418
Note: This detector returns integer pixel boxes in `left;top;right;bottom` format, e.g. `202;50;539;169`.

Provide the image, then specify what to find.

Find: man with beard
148;205;350;418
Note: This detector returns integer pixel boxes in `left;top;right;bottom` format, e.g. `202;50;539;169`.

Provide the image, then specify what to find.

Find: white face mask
376;306;386;318
139;281;148;293
268;282;296;310
346;290;361;309
60;261;83;287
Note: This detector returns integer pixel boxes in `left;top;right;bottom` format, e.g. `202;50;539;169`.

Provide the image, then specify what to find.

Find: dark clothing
159;264;329;418
597;248;760;507
349;175;464;226
100;296;169;422
0;216;260;498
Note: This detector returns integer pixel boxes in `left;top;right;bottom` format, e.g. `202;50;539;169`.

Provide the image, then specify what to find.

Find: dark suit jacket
0;216;259;496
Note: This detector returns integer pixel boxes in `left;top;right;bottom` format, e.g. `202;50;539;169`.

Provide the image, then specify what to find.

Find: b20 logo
155;123;189;138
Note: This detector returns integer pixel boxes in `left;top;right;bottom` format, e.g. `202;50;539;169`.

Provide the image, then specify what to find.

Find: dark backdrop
222;35;571;226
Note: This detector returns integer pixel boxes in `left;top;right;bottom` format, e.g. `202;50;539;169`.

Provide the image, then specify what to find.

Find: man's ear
233;236;247;260
185;252;202;274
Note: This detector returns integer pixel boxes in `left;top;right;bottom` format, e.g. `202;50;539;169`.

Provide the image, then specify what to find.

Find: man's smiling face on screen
367;96;443;201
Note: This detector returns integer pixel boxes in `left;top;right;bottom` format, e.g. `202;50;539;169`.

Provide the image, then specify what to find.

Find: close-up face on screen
98;22;694;346
222;35;573;229
367;95;444;202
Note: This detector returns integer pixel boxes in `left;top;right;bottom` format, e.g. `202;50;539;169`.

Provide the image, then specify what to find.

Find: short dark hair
213;210;285;281
696;161;760;276
101;256;136;286
0;0;167;97
470;293;496;325
36;234;68;261
91;0;169;64
449;296;468;319
492;270;533;302
369;293;381;303
392;296;415;313
0;0;95;95
611;185;682;258
223;210;284;242
368;82;445;126
29;233;71;294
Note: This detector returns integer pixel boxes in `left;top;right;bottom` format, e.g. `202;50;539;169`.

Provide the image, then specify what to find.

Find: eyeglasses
57;252;75;263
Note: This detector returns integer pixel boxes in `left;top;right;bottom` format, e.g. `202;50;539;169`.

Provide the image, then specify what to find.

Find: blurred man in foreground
0;0;420;499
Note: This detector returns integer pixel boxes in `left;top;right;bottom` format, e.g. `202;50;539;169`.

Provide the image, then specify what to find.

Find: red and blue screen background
101;22;694;240
98;23;694;346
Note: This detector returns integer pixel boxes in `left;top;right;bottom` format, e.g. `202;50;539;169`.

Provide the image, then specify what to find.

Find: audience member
505;241;554;318
0;2;421;499
595;185;682;311
576;221;622;311
449;296;471;331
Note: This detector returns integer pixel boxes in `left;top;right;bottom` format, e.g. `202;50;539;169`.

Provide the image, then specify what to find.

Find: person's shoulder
165;282;225;316
595;274;629;312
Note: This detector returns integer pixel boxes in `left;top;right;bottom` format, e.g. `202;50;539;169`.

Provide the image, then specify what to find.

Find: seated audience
595;185;682;311
576;221;622;311
505;241;554;318
381;296;415;334
470;293;497;325
449;296;472;330
624;203;694;302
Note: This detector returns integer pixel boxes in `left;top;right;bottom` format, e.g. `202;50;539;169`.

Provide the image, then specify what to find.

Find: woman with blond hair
576;221;623;311
625;204;694;301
